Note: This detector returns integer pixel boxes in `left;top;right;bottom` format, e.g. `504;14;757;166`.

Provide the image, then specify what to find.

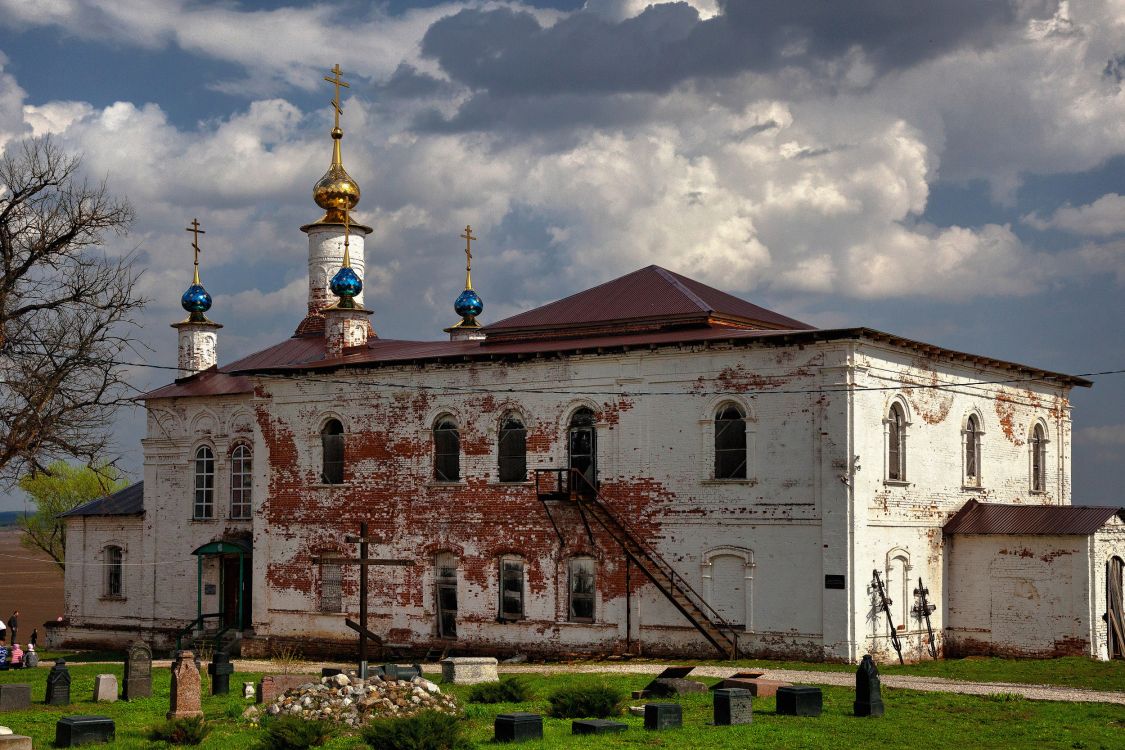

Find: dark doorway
1109;556;1124;660
568;408;596;497
435;553;457;639
222;556;252;630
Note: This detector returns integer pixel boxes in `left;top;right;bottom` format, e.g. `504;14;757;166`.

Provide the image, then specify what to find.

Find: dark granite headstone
123;640;152;700
0;683;31;711
46;659;72;705
713;687;753;725
208;651;235;695
55;715;115;746
854;654;885;717
495;712;544;742
572;720;628;735
644;703;682;730
776;686;822;717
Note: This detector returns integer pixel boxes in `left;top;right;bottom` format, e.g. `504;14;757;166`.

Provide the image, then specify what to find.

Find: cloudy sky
0;0;1123;510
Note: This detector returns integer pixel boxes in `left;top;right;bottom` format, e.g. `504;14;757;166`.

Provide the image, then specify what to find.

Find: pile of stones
252;673;460;727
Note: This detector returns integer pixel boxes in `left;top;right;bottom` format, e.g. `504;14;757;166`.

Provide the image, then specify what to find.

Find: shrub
546;684;624;718
467;677;533;704
148;716;212;745
256;715;334;750
362;711;473;750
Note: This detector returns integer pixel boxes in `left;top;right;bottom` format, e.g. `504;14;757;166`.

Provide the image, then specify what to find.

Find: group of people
0;610;39;670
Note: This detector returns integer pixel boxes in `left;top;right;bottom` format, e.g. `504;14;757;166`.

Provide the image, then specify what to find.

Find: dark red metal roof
944;499;1124;536
484;265;814;337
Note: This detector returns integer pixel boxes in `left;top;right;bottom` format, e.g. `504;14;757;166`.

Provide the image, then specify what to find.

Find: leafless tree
0;137;145;484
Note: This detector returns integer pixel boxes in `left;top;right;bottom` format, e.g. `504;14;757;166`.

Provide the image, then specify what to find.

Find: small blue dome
454;288;483;317
330;265;363;300
181;283;212;313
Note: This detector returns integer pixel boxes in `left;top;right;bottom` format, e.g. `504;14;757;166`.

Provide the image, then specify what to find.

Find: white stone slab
93;673;119;702
440;656;498;684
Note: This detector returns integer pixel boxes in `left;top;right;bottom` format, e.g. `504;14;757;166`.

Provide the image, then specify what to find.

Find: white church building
57;73;1125;663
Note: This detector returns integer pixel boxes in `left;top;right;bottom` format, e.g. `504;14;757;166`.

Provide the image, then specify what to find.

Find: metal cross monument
311;522;414;678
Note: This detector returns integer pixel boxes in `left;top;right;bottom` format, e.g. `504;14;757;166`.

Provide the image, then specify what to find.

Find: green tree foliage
18;460;126;570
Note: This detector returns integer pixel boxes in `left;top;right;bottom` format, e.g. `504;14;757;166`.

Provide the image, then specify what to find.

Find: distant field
0;510;25;528
0;529;65;641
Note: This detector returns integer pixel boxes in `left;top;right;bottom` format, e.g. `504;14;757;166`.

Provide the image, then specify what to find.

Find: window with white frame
104;545;123;597
230;444;252;519
964;414;982;487
1030;424;1047;492
714;404;747;479
193;446;215;519
568;557;596;622
886;403;906;481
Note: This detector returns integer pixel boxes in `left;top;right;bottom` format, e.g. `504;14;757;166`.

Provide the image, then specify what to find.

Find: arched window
499;555;525;620
498;414;527;483
434;417;460;482
888;553;910;630
568;408;596;494
193;446;215;519
714;404;747;479
321;419;344;484
568;557;596;622
1030;424;1047;492
230;444;252;519
104;545;123;598
887;403;906;481
964;414;981;487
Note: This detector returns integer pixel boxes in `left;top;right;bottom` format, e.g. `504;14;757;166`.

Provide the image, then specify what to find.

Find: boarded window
321;419;344;484
320;561;342;613
965;415;981;485
435;553;458;639
1031;424;1047;492
714;405;747;479
498;415;527;482
434;418;460;482
887;404;906;481
105;546;123;597
568;557;595;622
230;444;252;519
193;446;215;519
499;556;525;620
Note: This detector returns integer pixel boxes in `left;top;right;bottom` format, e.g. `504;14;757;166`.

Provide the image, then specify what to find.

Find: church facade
57;73;1125;662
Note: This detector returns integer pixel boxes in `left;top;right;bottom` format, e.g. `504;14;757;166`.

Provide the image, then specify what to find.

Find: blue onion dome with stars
330;265;362;307
181;283;212;322
454;288;483;318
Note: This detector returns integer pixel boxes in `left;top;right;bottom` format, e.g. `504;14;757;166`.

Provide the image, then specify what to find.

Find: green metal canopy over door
191;539;252;631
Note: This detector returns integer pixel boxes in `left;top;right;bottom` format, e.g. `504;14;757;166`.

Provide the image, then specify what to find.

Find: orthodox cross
461;224;476;289
324;63;350;131
185;218;205;283
310;522;414;678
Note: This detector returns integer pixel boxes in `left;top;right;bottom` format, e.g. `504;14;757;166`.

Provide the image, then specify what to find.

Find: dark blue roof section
60;482;144;517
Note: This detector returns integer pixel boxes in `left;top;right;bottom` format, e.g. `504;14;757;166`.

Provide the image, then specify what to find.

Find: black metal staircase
535;468;740;659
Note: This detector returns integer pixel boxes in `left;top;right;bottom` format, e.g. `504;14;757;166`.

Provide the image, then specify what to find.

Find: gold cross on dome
324;63;350;131
461;225;476;270
185;218;205;283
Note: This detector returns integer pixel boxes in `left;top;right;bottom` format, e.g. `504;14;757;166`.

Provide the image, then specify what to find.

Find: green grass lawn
1;665;1123;749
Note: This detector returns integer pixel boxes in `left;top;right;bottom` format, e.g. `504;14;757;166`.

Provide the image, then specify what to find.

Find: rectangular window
436;553;458;639
322;433;344;484
498;419;527;482
105;547;123;597
499;557;525;620
230;446;252;519
319;561;342;613
568;558;595;622
194;447;215;519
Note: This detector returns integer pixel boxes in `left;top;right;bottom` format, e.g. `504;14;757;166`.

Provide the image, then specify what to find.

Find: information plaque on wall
824;574;846;590
204;584;217;595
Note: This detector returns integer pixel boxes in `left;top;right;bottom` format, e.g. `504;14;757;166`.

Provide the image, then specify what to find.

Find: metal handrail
534;467;740;655
174;612;223;650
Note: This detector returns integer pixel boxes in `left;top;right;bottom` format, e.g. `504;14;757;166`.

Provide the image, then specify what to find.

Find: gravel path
216;659;1124;705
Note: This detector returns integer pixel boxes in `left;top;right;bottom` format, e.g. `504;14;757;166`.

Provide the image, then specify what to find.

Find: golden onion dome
313;127;360;223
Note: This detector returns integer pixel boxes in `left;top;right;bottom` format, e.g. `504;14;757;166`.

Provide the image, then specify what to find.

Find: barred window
568;557;596;622
193;446;215;519
499;556;525;620
320;561;342;613
498;415;527;482
887;404;906;481
230;444;252;519
104;546;123;597
321;419;344;484
714;404;747;479
434;417;460;482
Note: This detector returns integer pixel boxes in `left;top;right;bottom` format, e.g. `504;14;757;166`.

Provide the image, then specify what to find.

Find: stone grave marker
55;716;115;747
45;659;71;705
776;685;822;717
644;703;682;730
713;687;753;726
440;656;498;684
571;719;628;735
0;686;30;712
123;640;152;700
92;674;118;703
0;726;33;750
168;651;204;720
494;712;543;742
854;654;885;717
244;682;255;699
208;651;235;695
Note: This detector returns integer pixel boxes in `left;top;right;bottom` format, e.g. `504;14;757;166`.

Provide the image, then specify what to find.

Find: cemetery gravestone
208;651;235;695
572;719;628;735
495;712;544;742
440;656;498;684
167;651;204;720
713;687;753;726
92;674;118;703
0;727;33;750
123;640;152;700
0;685;30;712
46;659;72;706
55;716;115;747
244;682;256;699
854;654;885;717
644;703;682;730
776;686;822;717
